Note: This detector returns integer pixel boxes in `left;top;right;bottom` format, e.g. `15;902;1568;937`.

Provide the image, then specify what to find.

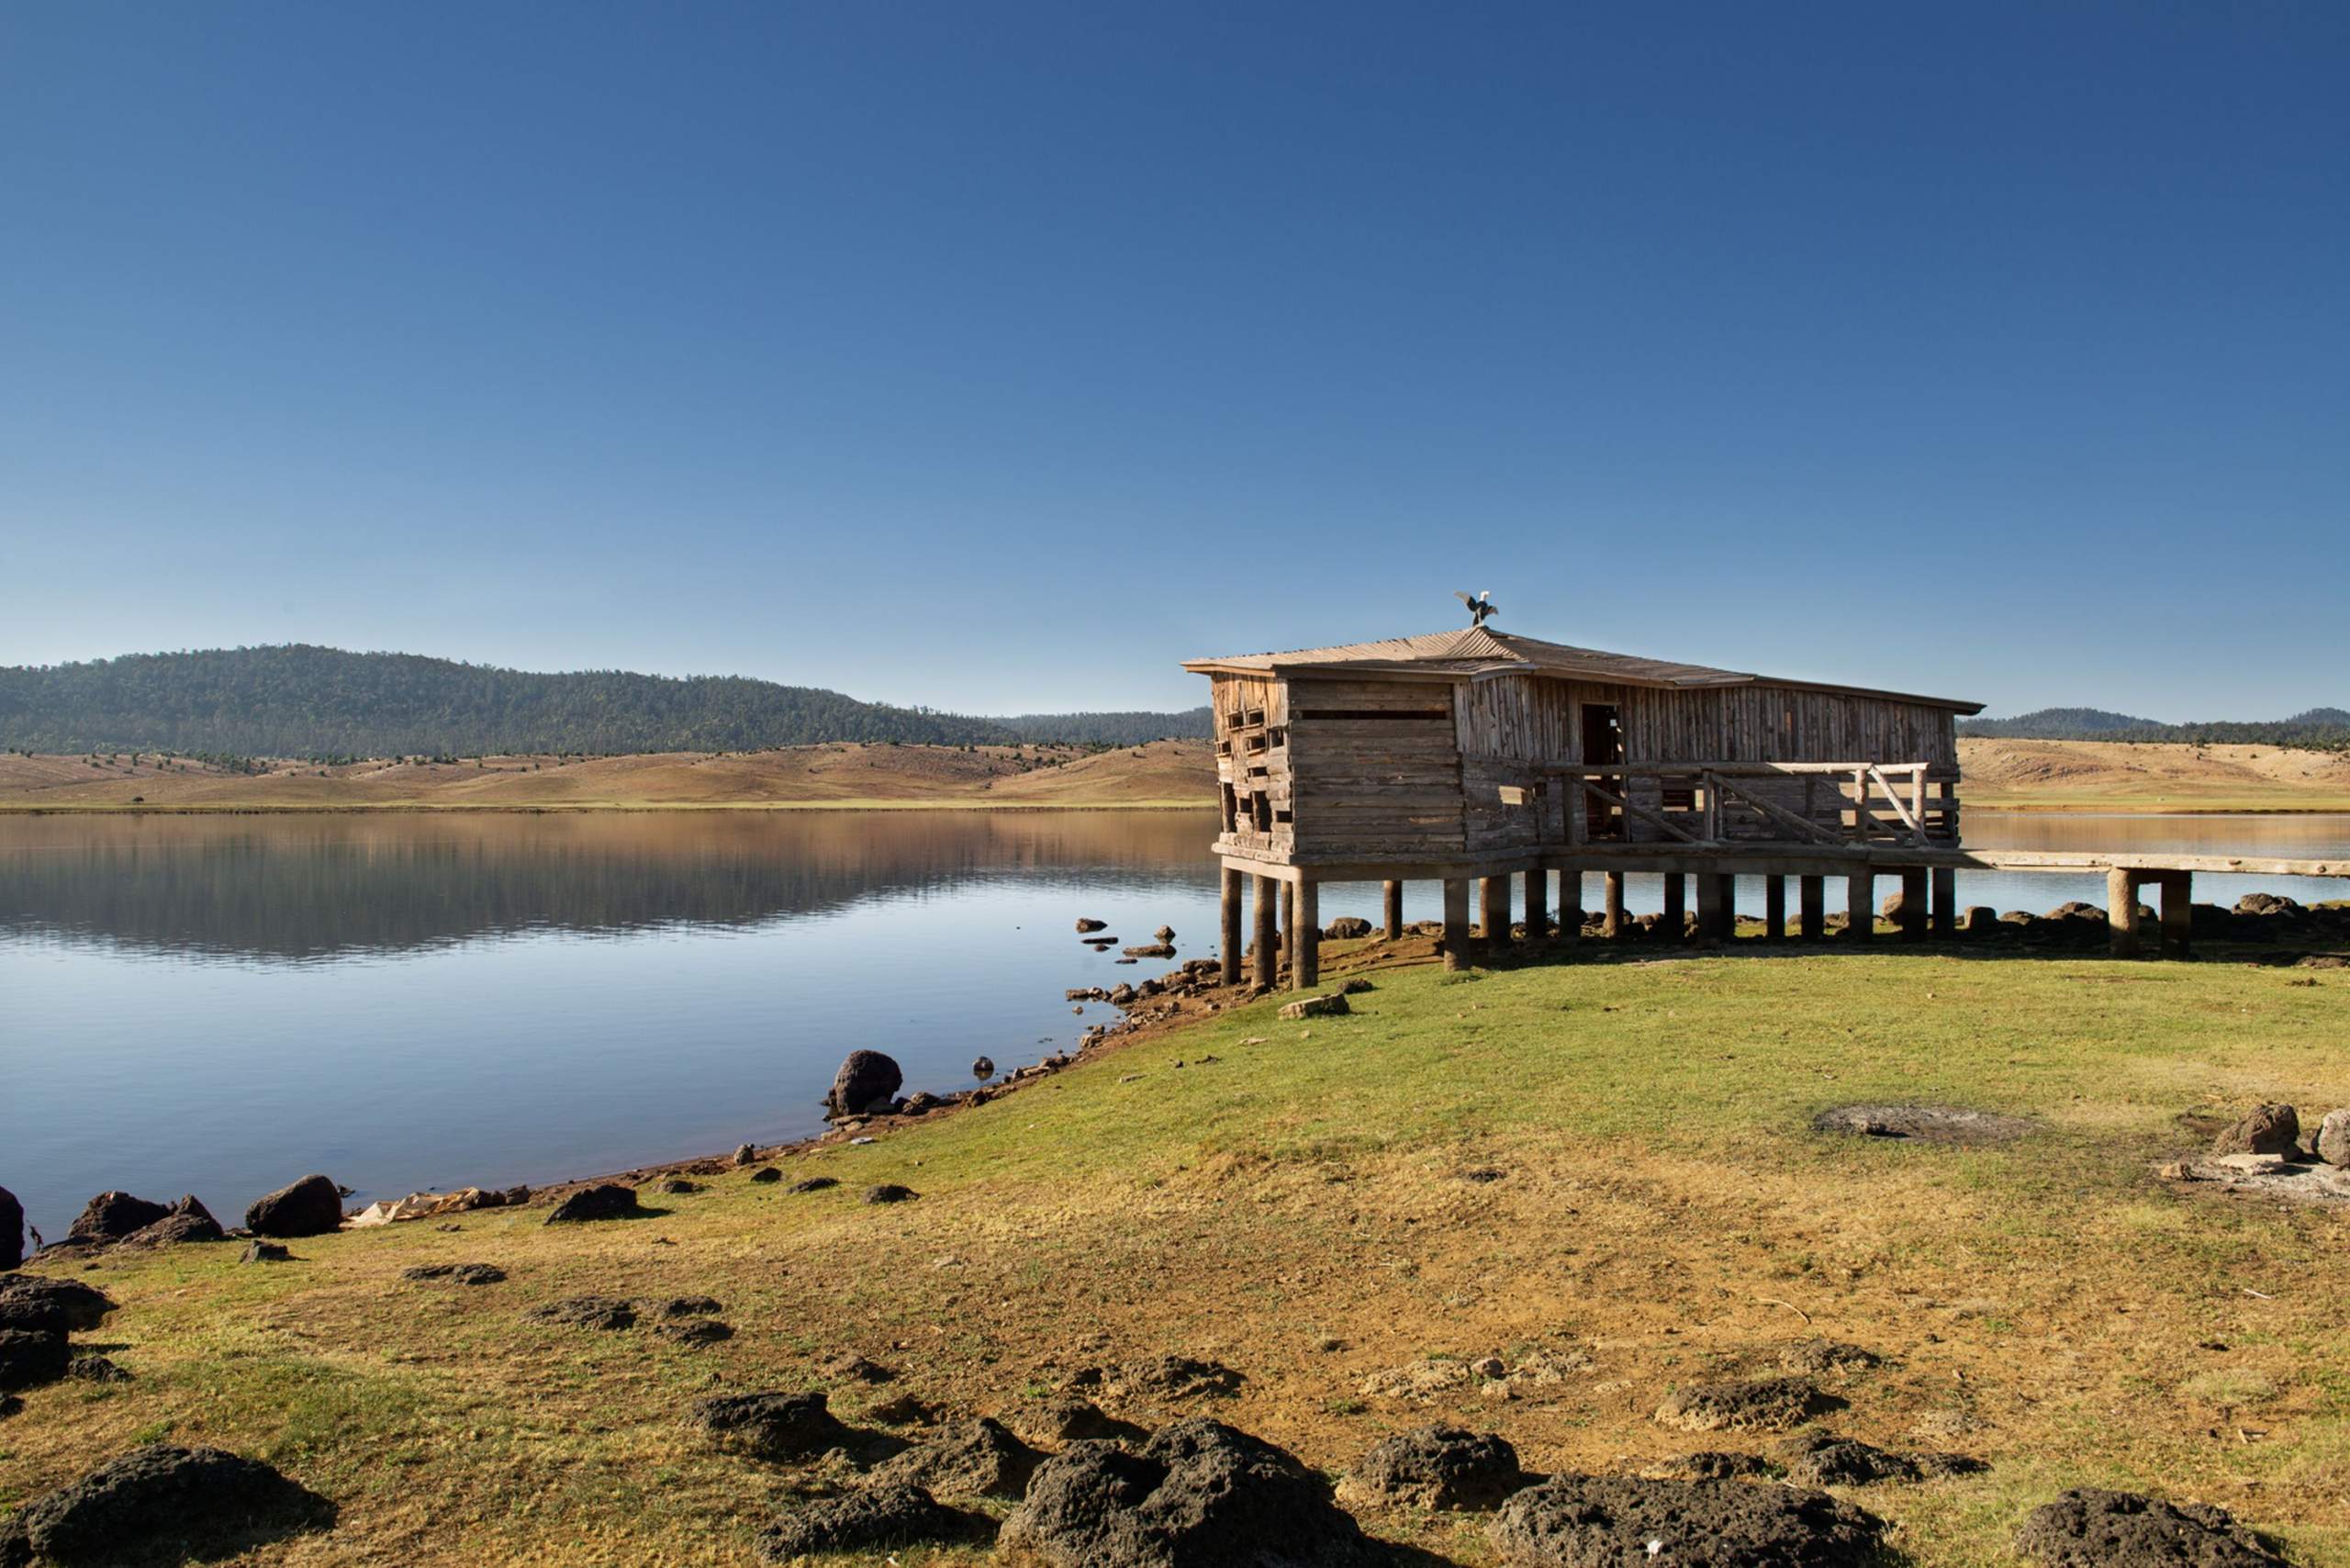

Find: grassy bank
6;945;2350;1564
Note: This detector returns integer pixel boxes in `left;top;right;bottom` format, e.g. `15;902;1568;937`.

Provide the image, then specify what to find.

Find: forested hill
0;646;1212;756
1961;706;2350;747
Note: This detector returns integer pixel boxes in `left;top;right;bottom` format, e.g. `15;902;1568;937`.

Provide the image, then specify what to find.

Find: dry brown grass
1961;738;2350;812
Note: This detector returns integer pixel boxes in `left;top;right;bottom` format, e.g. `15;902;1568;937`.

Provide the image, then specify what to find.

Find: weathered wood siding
1210;673;1293;857
1285;675;1467;857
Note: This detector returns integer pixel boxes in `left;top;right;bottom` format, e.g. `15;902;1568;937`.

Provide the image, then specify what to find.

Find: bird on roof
1456;590;1497;627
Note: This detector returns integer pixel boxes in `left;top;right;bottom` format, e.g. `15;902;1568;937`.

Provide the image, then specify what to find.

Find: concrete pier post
1662;874;1687;942
1252;874;1280;988
1219;867;1244;985
1441;878;1472;971
1900;867;1928;942
1523;869;1549;942
1799;875;1825;941
1279;881;1296;973
1558;867;1583;949
2159;870;2193;959
2107;866;2142;959
1764;877;1786;941
1845;872;1874;942
1930;868;1957;937
1292;879;1320;990
1696;872;1729;943
1604;873;1626;939
1480;874;1512;947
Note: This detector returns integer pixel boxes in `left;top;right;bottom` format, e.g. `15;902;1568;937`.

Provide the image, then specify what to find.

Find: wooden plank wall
1211;673;1294;857
1287;676;1467;857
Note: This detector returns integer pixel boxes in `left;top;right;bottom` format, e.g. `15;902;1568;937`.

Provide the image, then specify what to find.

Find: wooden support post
1845;872;1874;942
1558;867;1583;949
1441;878;1472;970
1279;881;1296;973
2107;866;2142;959
1900;867;1928;942
2159;870;2192;959
1930;868;1957;937
1292;879;1319;991
1799;875;1825;941
1524;869;1549;942
1252;874;1279;989
1480;874;1512;946
1662;874;1687;942
1604;872;1626;939
1695;872;1729;943
1219;868;1243;986
1764;877;1786;941
1382;880;1404;941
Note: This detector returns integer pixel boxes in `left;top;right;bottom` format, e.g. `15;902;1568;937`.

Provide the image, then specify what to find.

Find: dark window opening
1250;794;1272;832
1219;782;1237;833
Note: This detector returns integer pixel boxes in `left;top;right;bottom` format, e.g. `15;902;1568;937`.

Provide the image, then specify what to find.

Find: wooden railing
1547;761;1958;850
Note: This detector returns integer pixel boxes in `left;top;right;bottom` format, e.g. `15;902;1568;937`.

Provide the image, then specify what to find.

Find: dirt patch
1811;1103;2037;1144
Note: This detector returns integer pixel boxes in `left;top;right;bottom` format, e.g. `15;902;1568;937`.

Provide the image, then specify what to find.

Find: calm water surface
4;809;2345;1236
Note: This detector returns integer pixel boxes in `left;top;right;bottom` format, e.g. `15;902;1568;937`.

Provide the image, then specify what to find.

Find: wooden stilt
1524;869;1549;942
1292;879;1319;990
1441;878;1472;970
1604;872;1626;939
1279;881;1296;973
1845;872;1874;942
1219;867;1243;985
1900;867;1928;942
1695;872;1729;943
1662;874;1687;942
1480;873;1511;946
2107;866;2142;959
1382;879;1404;941
1764;877;1786;941
1252;874;1280;988
1558;866;1583;949
1799;875;1825;941
1930;868;1957;937
2159;870;2192;959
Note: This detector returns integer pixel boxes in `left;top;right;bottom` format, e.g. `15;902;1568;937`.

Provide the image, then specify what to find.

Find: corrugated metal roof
1182;627;1982;712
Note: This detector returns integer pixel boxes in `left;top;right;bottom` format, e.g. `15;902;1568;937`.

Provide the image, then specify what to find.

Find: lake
5;808;2346;1238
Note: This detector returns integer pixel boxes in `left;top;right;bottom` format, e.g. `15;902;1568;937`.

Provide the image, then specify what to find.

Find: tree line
1960;705;2350;749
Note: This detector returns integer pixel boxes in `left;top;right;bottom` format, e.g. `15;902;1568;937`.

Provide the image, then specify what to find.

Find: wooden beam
1712;776;1843;846
1442;878;1472;971
1220;868;1244;986
1799;875;1825;941
1252;874;1280;989
1382;879;1404;941
1292;879;1320;991
2108;866;2142;959
1581;779;1702;844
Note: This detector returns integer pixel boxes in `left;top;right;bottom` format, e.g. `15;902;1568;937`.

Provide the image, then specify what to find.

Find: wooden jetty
1183;624;2348;980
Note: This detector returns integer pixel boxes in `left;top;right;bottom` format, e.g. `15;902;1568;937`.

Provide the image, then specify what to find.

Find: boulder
999;1417;1369;1567
1325;917;1374;940
749;1167;783;1184
244;1174;344;1238
1772;1432;1982;1486
972;1057;997;1079
789;1176;838;1193
66;1190;171;1244
1963;906;2001;936
1076;919;1108;933
0;1328;71;1393
2210;1104;2300;1159
1279;994;1350;1021
660;1294;722;1317
755;1481;976;1562
401;1262;506;1286
2014;1487;2286;1567
828;1050;904;1117
901;1091;945;1115
1341;1424;1524;1511
1155;926;1178;942
0;1445;333;1566
1488;1474;1884;1567
865;1183;919;1204
122;1194;226;1249
68;1352;131;1384
544;1182;644;1223
732;1142;757;1166
1336;977;1376;995
2318;1109;2350;1168
0;1186;19;1271
687;1390;849;1461
655;1177;702;1195
241;1241;294;1264
524;1295;636;1331
2234;892;2304;919
0;1276;115;1333
1654;1376;1830;1433
875;1417;1045;1499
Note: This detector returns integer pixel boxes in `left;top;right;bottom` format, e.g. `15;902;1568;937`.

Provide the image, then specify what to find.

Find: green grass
7;946;2348;1565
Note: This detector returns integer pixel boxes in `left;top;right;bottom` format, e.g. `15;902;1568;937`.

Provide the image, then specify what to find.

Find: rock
2234;892;2304;919
817;1351;896;1383
1489;1473;1884;1567
972;1057;997;1079
544;1182;644;1223
0;1445;333;1565
1125;944;1178;958
655;1176;702;1195
1654;1377;1830;1433
66;1191;171;1244
870;1393;946;1426
2210;1104;2300;1158
2014;1487;2287;1567
1117;1354;1243;1398
755;1480;976;1561
865;1183;919;1204
401;1262;506;1286
1077;919;1108;933
1964;905;2001;935
1810;1103;2036;1144
1631;1451;1775;1481
1777;1339;1885;1375
660;1294;722;1317
875;1417;1046;1499
1279;993;1350;1021
0;1328;70;1393
1000;1417;1368;1567
241;1241;294;1264
68;1351;131;1383
0;1276;114;1333
2317;1109;2350;1168
1155;926;1178;942
1341;1424;1524;1511
1034;1395;1140;1442
0;1186;19;1271
687;1390;849;1461
733;1142;757;1166
827;1049;904;1118
748;1167;783;1184
901;1091;945;1115
655;1318;733;1346
789;1175;838;1193
1771;1434;1923;1486
244;1174;344;1238
525;1295;636;1331
1336;977;1377;994
121;1195;227;1249
1325;917;1374;940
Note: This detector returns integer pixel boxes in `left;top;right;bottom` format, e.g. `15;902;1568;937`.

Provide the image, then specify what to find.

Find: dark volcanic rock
1654;1377;1831;1433
2210;1104;2300;1159
1489;1474;1885;1567
655;1318;733;1346
755;1481;977;1562
1325;916;1374;939
817;1351;896;1383
787;1175;837;1193
865;1183;919;1204
67;1191;171;1244
0;1329;71;1393
655;1176;702;1195
2014;1487;2287;1567
1777;1340;1885;1376
0;1277;116;1335
733;1142;757;1166
0;1444;333;1566
1342;1424;1524;1511
1633;1451;1776;1481
2234;892;2304;920
68;1351;131;1384
874;1417;1045;1499
1770;1433;1975;1487
687;1390;850;1461
1116;1354;1243;1399
828;1049;904;1117
544;1182;644;1223
1035;1394;1144;1443
244;1174;344;1238
121;1195;227;1249
241;1241;294;1264
749;1167;783;1184
0;1185;20;1271
402;1262;506;1286
1000;1417;1368;1567
525;1295;636;1331
659;1294;722;1317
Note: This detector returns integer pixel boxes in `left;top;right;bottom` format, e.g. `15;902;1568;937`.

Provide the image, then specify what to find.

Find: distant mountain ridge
0;645;1212;756
1962;705;2350;747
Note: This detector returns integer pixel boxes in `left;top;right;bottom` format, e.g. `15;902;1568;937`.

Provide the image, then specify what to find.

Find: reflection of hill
0;812;1221;962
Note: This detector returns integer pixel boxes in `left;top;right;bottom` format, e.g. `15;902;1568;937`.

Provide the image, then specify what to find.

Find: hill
1962;705;2350;747
1957;736;2350;812
0;645;1211;756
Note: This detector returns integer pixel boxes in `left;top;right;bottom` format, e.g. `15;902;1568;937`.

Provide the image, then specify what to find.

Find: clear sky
3;4;2343;720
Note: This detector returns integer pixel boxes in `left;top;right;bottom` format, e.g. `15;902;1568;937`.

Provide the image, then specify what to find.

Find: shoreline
6;797;2350;818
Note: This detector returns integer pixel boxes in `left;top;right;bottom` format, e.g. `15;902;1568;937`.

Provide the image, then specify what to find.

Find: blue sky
3;4;2343;719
